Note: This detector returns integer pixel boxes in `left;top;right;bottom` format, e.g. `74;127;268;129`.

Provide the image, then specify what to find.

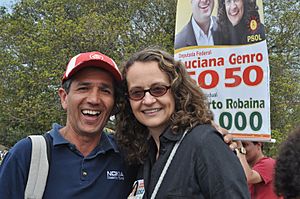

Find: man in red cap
0;51;137;198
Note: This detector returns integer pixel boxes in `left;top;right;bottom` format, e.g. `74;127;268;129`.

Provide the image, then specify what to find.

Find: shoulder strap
25;135;50;199
150;129;188;199
43;133;52;166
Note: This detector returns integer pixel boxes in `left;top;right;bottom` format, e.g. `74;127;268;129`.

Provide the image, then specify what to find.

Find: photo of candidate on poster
174;0;271;141
217;0;266;45
174;0;266;49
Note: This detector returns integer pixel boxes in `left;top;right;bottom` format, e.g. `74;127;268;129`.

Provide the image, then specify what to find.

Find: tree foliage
0;0;299;159
0;0;176;146
263;0;300;156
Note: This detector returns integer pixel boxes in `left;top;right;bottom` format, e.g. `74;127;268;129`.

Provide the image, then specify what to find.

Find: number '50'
190;65;264;89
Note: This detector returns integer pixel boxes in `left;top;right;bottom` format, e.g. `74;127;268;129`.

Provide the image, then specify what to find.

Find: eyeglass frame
127;85;171;101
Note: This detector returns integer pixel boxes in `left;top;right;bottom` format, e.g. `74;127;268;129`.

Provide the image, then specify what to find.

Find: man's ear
257;142;262;147
58;88;68;110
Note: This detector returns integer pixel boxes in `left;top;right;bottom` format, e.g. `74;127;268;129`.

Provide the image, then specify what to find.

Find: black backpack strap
43;132;52;166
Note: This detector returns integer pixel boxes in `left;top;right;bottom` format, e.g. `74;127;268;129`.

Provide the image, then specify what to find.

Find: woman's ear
58;88;68;110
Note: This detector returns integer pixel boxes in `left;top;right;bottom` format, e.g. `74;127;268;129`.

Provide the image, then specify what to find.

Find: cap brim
62;60;122;84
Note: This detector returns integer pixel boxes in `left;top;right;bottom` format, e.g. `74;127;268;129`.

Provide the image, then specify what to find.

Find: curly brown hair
115;48;212;164
274;126;300;199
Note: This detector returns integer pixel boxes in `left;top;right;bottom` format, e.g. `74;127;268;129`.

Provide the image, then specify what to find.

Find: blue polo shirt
0;123;137;199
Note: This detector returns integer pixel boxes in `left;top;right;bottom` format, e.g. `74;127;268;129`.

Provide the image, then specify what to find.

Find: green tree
264;0;300;156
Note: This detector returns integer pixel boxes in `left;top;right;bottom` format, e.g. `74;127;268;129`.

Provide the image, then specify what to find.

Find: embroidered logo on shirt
106;170;124;180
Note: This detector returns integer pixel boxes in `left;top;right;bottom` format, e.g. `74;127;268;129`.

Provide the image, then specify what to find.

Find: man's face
191;0;214;24
242;141;260;165
59;67;115;137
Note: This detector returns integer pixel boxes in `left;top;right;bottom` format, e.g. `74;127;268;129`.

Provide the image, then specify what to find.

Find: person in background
116;48;250;198
217;0;266;45
235;141;282;199
274;126;300;199
0;51;137;198
175;0;222;49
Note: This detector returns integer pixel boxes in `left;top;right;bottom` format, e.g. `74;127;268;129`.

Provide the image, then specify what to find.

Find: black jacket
141;124;250;199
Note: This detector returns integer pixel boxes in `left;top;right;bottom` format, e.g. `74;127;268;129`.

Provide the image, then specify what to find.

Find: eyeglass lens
128;85;170;100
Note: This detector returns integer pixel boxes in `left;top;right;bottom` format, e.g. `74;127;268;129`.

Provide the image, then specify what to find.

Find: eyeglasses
127;85;171;101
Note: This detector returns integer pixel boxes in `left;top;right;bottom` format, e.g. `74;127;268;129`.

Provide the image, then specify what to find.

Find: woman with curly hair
275;126;300;199
217;0;265;45
115;48;250;198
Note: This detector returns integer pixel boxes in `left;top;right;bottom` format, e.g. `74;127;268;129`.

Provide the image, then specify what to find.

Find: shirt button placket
81;158;88;181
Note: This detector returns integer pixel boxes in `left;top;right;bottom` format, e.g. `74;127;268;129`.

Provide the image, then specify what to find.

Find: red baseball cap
62;51;122;84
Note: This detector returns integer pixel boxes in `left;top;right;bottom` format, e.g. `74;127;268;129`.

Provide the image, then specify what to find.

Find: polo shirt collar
99;133;119;153
49;123;119;153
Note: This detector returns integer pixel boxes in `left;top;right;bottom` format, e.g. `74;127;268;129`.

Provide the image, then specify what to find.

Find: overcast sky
0;0;18;8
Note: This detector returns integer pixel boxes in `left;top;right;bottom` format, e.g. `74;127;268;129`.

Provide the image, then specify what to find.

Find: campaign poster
174;0;271;141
